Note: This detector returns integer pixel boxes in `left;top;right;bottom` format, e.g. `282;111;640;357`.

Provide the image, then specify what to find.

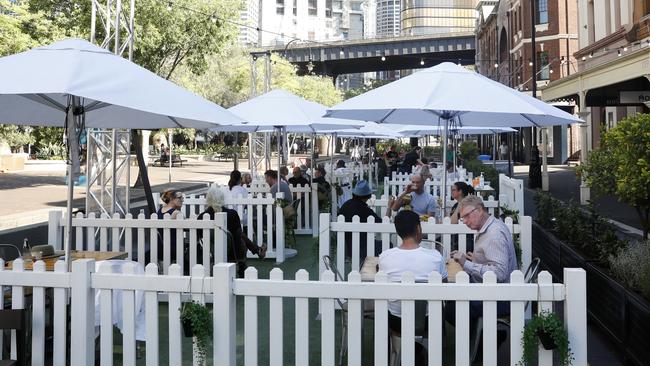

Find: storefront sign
619;91;650;104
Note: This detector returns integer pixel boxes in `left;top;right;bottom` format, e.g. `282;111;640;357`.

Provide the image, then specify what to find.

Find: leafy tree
577;113;650;239
343;79;391;100
0;125;34;152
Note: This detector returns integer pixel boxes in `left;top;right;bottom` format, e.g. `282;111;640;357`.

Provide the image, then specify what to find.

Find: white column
578;0;591;49
578;91;591;204
541;128;549;191
620;0;632;26
593;0;610;41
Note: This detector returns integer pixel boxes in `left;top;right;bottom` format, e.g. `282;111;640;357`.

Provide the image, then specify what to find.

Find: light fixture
166;2;172;11
589;52;593;58
381;55;386;61
581;56;586;61
494;63;499;68
549;69;554;74
420;59;425;65
623;46;628;51
617;49;621;56
339;47;344;56
528;59;533;66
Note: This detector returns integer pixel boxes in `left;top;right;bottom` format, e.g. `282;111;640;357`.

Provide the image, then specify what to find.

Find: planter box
533;222;650;365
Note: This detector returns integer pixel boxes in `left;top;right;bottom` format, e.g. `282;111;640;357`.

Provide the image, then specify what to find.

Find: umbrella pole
64;97;80;272
168;129;172;183
441;121;448;217
493;133;497;169
310;132;315;187
234;132;239;171
330;133;335;220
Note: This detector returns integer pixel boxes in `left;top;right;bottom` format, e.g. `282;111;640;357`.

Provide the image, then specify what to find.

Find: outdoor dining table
360;256;463;282
5;250;128;271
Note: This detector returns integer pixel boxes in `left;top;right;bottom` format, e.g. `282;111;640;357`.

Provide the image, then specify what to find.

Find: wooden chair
0;309;27;366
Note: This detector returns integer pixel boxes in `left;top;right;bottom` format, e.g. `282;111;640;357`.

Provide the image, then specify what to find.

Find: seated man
391;173;438;217
339;181;394;261
264;169;293;203
288;166;310;187
379;210;447;366
452;195;517;284
312;167;330;209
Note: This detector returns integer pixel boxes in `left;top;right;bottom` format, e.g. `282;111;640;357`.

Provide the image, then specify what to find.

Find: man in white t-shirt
379;210;447;364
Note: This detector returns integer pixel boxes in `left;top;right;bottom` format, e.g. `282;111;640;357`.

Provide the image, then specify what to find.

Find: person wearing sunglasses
155;189;184;264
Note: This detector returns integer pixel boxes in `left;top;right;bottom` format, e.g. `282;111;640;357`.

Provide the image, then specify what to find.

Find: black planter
182;318;193;337
536;330;558;350
532;222;650;366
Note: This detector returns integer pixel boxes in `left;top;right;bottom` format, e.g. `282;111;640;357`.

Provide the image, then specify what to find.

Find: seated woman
198;186;266;278
156;189;184;264
449;182;475;224
228;170;248;198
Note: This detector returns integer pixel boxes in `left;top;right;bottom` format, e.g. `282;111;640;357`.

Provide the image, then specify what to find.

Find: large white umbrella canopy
335;122;402;139
398;125;516;137
325;62;582;210
0;39;244;129
0;38;243;269
211;89;364;133
325;62;582;127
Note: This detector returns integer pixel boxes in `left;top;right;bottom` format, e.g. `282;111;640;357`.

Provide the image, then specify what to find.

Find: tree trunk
131;130;156;215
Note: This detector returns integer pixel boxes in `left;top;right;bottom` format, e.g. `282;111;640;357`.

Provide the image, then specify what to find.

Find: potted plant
520;310;573;366
180;301;212;365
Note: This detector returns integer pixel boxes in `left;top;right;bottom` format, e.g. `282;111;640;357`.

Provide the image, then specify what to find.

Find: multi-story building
376;0;401;37
475;0;580;163
238;0;260;46
401;0;478;36
541;0;650;203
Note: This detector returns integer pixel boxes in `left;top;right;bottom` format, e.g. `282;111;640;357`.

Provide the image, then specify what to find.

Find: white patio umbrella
397;125;516;137
212;89;364;186
325;62;582;210
0;38;243;269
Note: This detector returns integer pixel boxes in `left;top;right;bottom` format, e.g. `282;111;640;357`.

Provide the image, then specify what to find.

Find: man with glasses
451;195;517;283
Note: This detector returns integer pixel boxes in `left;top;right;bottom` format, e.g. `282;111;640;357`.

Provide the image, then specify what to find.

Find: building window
326;0;332;18
276;0;284;15
537;51;549;80
308;0;317;16
536;0;548;24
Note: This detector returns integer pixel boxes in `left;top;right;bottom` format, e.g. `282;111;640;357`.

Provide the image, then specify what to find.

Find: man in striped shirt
451;195;518;283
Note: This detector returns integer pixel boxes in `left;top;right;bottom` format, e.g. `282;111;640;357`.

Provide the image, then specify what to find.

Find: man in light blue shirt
391;173;438;217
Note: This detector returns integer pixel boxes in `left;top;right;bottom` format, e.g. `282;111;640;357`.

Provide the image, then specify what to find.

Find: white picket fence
47;211;227;275
499;173;525;216
318;213;532;282
226;182;320;237
0;260;587;366
153;192;287;263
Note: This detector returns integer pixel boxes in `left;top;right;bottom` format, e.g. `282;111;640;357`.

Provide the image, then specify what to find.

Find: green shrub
534;192;627;262
459;141;479;161
609;241;650;299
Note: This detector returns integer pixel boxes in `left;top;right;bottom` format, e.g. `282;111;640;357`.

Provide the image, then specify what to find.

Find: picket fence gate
48;211;227;275
318;213;532;282
1;259;587;366
499;173;525;216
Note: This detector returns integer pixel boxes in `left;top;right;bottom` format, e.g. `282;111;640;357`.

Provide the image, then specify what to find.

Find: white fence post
48;211;63;250
71;259;95;366
564;268;587;366
213;263;236;366
318;213;330;281
275;195;285;263
312;183;319;237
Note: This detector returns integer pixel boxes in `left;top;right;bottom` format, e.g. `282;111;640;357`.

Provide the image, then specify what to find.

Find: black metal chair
0;309;27;366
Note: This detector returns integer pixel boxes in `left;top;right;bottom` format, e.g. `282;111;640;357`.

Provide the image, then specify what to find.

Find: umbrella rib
19;94;67;111
378;109;396;123
520;114;542;127
84;101;111;112
167;116;183;128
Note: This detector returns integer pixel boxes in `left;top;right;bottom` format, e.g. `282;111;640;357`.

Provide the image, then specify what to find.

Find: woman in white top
228;170;249;226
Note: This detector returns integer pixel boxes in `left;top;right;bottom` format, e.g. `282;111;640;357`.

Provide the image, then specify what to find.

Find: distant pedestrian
499;142;508;160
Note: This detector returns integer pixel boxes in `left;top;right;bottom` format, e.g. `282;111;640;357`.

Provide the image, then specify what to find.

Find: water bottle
22;238;31;258
479;172;485;189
